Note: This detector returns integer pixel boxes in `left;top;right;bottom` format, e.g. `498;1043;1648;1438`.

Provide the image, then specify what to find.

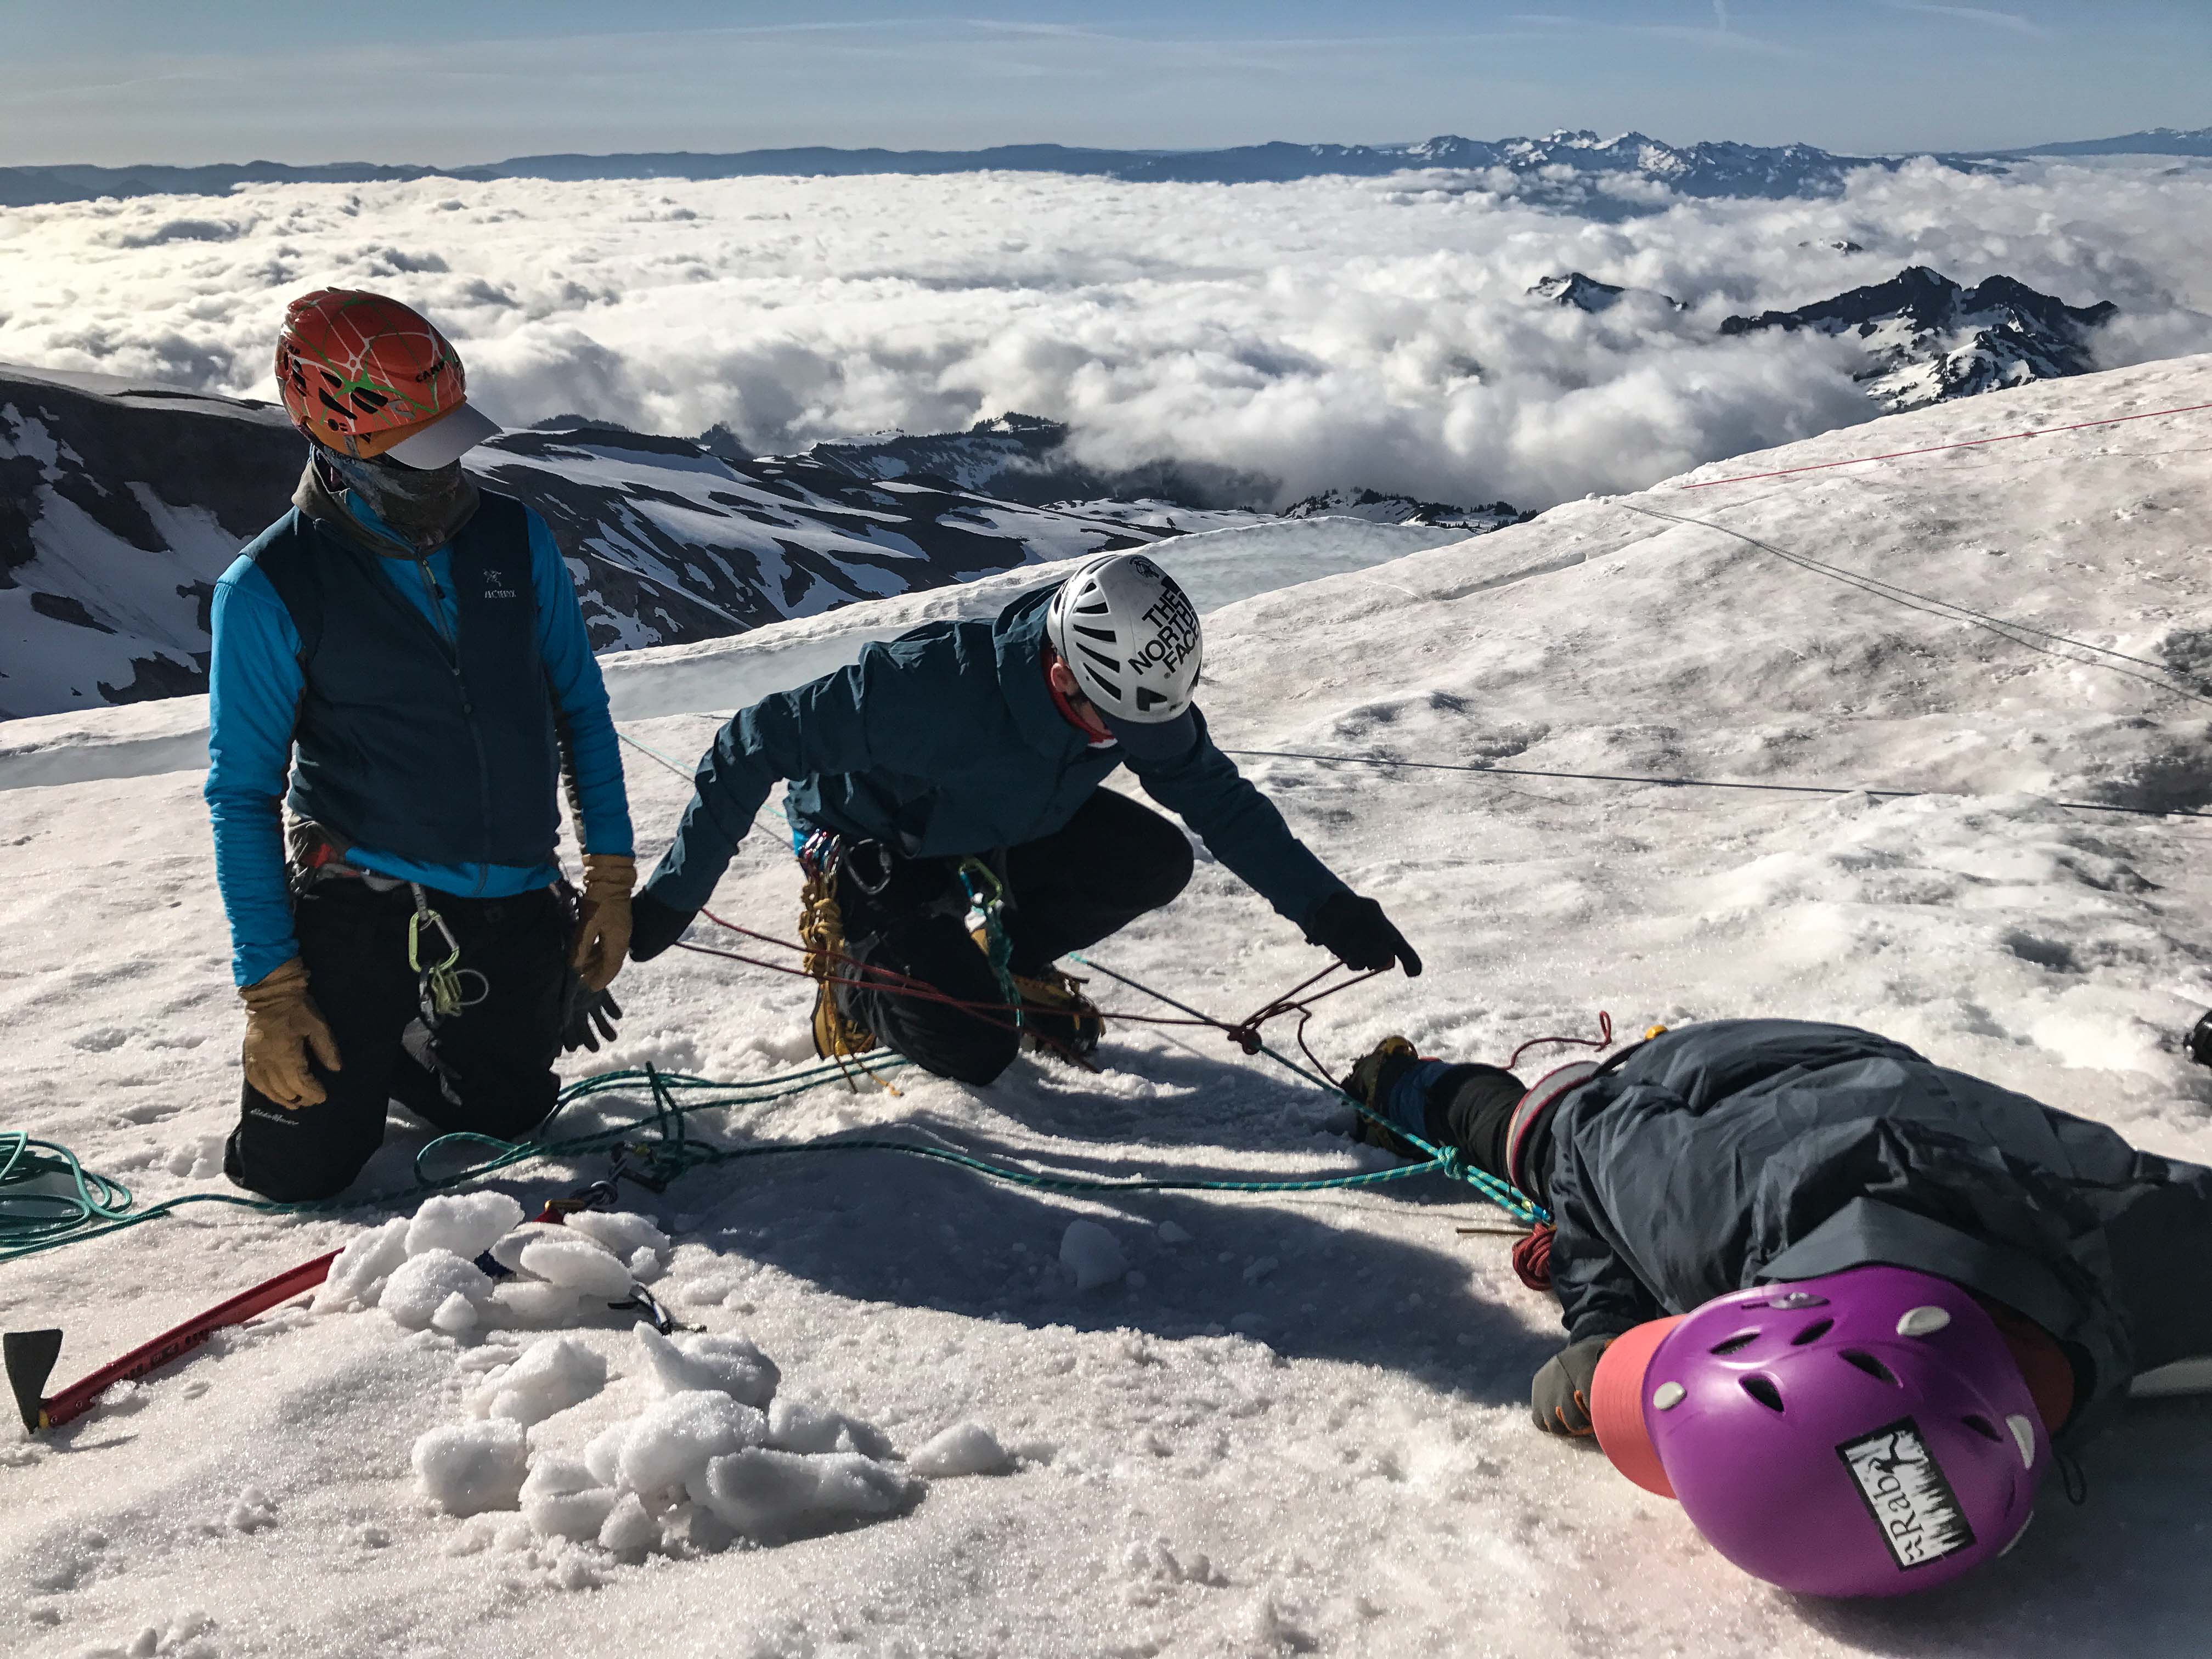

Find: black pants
225;881;568;1202
834;791;1194;1086
1414;1063;1531;1183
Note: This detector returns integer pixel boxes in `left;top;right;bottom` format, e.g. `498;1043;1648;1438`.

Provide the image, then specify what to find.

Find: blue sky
4;1;2205;167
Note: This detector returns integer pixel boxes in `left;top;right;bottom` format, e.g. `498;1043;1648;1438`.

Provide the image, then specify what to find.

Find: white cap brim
383;401;503;469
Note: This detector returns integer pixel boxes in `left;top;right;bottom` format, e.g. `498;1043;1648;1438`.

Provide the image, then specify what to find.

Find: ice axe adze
6;1249;338;1434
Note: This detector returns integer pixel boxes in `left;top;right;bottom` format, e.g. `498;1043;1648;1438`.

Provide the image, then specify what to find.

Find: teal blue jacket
642;586;1348;924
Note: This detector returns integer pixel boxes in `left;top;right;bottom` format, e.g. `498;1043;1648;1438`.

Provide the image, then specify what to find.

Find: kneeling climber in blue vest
206;289;635;1202
629;552;1421;1082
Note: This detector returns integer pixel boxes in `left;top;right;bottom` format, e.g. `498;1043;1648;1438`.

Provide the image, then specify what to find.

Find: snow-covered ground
4;359;2211;1657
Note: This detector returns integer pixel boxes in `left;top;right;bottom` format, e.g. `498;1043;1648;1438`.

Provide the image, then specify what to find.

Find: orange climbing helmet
273;289;499;468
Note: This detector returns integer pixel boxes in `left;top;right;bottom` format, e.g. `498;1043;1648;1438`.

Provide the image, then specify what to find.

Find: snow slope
4;358;2212;1657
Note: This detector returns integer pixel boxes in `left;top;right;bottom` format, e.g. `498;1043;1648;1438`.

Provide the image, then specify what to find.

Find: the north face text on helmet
1128;584;1200;682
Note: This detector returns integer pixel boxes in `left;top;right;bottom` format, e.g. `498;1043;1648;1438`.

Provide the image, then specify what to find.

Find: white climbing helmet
1044;552;1204;723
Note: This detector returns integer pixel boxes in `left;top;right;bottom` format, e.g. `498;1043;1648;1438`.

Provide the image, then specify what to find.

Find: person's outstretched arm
1128;709;1419;974
630;645;927;957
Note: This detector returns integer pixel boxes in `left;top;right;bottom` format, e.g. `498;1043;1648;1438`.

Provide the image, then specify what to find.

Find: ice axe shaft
5;1248;338;1434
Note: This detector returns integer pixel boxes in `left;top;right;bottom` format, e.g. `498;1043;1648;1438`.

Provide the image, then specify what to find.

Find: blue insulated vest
245;492;561;867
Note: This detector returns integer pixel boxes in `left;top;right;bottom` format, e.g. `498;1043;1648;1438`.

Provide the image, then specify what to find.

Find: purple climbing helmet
1589;1265;2055;1598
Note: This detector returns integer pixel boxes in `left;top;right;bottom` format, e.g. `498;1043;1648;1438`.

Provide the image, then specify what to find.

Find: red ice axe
5;1249;338;1434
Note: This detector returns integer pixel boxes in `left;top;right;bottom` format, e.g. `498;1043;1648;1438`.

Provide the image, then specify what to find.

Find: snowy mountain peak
1720;267;2117;412
1528;273;1686;313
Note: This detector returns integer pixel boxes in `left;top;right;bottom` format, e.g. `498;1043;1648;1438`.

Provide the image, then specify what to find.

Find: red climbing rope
678;907;1380;1056
1508;1011;1615;1071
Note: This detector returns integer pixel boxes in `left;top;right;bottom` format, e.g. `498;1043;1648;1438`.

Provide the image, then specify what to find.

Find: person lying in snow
628;552;1420;1081
1344;1018;2212;1597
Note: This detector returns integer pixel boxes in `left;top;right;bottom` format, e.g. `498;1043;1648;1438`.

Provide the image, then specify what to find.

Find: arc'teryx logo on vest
483;568;519;600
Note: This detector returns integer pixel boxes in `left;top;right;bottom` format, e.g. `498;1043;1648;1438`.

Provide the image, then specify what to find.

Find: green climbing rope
3;968;1549;1266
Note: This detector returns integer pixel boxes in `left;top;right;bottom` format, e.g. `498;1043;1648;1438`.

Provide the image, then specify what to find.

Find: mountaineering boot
1009;965;1105;1062
814;978;877;1061
1344;1035;1426;1159
2188;1009;2212;1070
968;924;1104;1061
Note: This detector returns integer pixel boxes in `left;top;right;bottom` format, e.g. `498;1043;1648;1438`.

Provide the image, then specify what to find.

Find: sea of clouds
2;158;2208;509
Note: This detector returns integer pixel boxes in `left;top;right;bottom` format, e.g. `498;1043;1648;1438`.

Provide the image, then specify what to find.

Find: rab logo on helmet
1836;1418;1976;1570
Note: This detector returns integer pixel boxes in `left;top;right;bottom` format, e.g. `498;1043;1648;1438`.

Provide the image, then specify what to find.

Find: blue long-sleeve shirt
206;494;632;986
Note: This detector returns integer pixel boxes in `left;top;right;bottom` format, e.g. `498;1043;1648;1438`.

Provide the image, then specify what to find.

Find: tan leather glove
571;853;636;994
240;957;341;1109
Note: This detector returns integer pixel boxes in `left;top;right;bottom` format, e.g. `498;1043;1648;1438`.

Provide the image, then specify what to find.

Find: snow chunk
597;1492;658;1555
614;1390;769;1496
768;1396;892;1459
488;1279;585;1329
380;1250;495;1331
518;1232;634;1298
565;1209;670;1260
634;1322;780;1406
487;1223;561;1276
520;1457;619;1543
911;1421;1012;1478
405;1192;524;1262
430;1292;479;1335
413;1419;527;1515
313;1217;410;1312
1060;1219;1128;1290
470;1335;607;1427
697;1448;917;1541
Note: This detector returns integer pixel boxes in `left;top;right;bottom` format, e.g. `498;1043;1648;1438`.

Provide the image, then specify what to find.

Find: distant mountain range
0;367;1527;719
0;129;1967;212
1994;126;2212;159
1720;267;2116;413
0;367;1174;717
13;125;2208;213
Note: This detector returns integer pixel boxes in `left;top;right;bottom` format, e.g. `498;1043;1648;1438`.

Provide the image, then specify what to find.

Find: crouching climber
206;290;634;1202
1344;1019;2212;1596
628;552;1419;1082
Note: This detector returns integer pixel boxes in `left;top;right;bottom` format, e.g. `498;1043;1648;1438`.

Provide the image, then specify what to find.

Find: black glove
561;976;623;1054
1304;892;1423;977
1531;1335;1614;1436
628;888;697;963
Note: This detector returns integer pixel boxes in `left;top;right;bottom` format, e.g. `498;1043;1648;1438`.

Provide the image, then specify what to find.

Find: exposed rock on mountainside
1719;266;2116;411
0;366;1170;718
804;415;1273;512
1281;489;1527;532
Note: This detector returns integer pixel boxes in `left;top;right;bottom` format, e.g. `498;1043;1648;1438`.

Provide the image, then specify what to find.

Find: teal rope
1071;952;1551;1228
3;963;1549;1264
0;1057;904;1266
